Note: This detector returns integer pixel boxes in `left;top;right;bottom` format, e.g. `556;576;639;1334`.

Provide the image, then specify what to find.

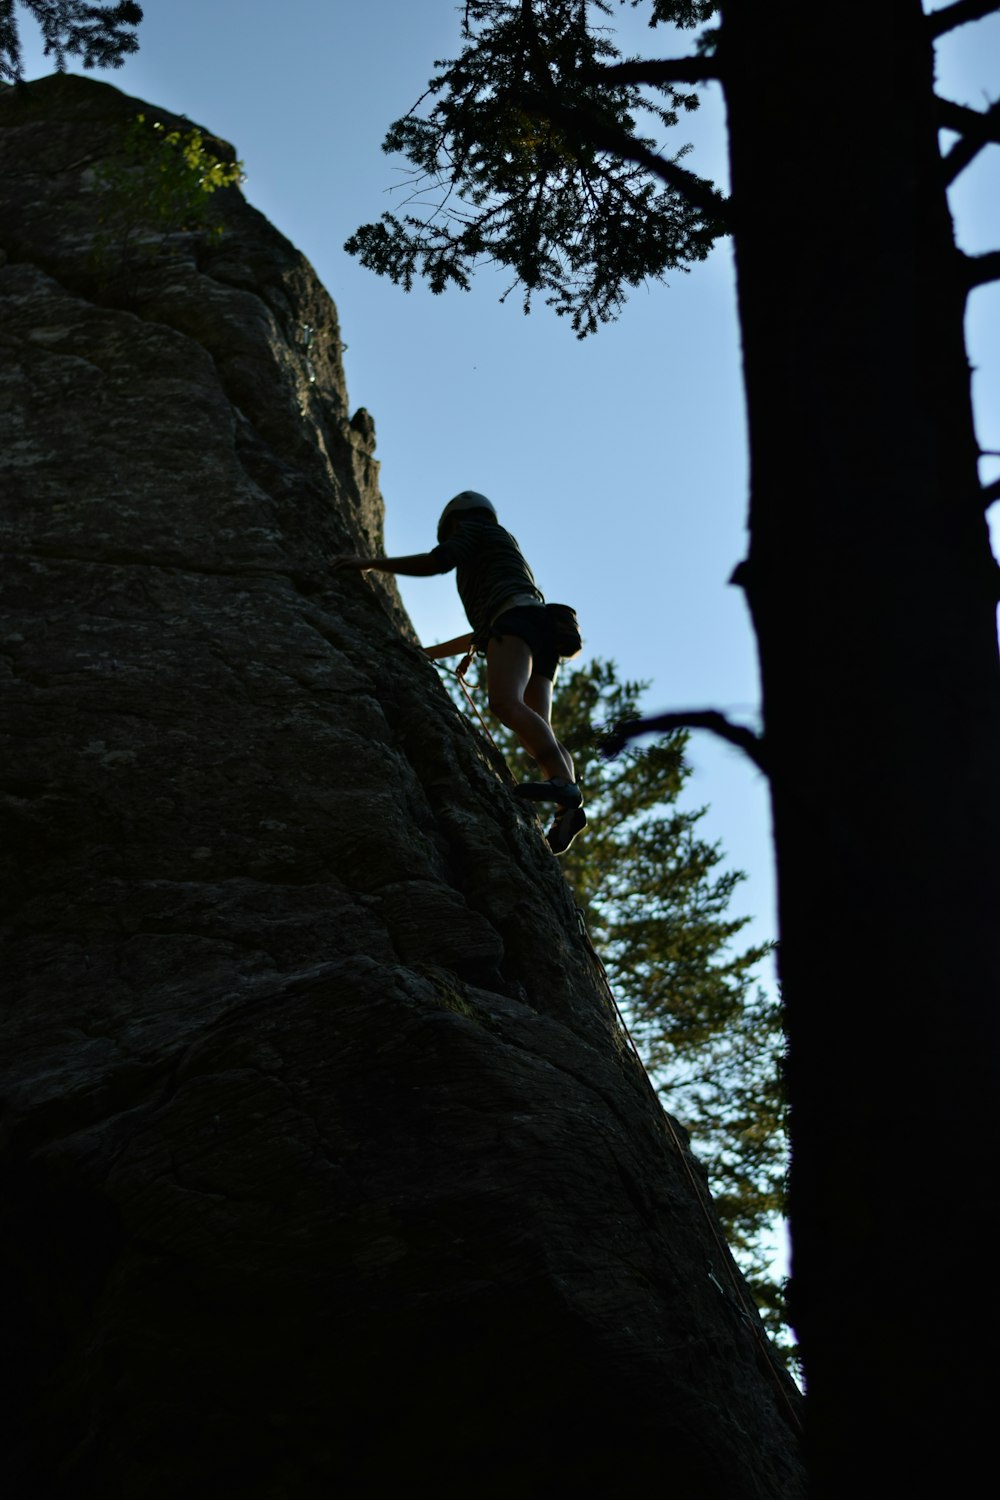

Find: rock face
0;75;804;1498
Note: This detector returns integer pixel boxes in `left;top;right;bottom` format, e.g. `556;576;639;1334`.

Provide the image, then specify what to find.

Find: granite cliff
0;74;803;1497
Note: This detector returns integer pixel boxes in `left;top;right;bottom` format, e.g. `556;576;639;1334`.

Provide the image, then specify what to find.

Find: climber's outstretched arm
331;552;449;578
423;632;475;661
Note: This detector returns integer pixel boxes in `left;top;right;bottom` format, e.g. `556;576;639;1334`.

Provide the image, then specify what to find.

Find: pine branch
943;120;998;181
1;0;143;83
585;56;721;87
936;95;1000;141
603;710;769;775
927;0;1000;40
508;7;722;220
939;95;1000;183
937;96;1000;186
961;248;1000;288
514;89;728;224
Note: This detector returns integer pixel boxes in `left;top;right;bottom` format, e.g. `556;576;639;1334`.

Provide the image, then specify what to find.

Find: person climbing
332;491;587;854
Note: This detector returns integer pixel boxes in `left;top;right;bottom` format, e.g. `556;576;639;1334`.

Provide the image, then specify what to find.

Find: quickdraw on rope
575;906;803;1433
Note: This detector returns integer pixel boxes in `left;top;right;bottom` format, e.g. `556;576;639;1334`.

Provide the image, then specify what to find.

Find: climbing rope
448;651;503;755
444;657;802;1424
575;908;726;1218
575;906;804;1434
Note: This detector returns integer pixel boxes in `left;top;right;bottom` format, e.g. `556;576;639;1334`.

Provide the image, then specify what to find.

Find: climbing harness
575;906;804;1434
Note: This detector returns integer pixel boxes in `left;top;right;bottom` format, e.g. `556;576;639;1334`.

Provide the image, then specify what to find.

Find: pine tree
362;7;1000;1484
445;655;791;1352
0;2;142;84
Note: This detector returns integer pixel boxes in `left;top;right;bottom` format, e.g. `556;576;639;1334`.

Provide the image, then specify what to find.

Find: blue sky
13;1;1000;1021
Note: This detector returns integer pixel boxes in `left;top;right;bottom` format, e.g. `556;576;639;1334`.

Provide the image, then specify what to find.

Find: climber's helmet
437;491;497;543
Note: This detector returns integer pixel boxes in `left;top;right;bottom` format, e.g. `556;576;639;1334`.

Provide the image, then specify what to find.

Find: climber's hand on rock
331;555;371;572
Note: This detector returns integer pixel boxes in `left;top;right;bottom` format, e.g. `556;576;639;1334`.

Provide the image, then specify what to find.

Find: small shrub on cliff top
92;112;245;271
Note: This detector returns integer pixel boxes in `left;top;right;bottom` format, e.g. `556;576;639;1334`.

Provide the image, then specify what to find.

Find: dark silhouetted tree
358;4;1000;1492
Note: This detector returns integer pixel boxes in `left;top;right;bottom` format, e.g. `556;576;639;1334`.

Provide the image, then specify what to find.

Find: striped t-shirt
431;517;544;648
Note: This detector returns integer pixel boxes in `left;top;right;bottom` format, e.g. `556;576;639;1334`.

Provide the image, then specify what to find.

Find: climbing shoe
514;778;583;809
546;804;588;856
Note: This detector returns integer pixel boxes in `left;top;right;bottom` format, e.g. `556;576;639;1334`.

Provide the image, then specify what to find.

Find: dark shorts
489;605;559;682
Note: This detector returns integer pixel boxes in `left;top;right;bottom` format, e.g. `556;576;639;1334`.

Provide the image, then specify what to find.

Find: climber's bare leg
486;634;573;783
524;672;574;784
521;656;586;852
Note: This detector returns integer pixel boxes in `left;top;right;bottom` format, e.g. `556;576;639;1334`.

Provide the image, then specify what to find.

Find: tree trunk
720;1;1000;1488
0;74;804;1498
